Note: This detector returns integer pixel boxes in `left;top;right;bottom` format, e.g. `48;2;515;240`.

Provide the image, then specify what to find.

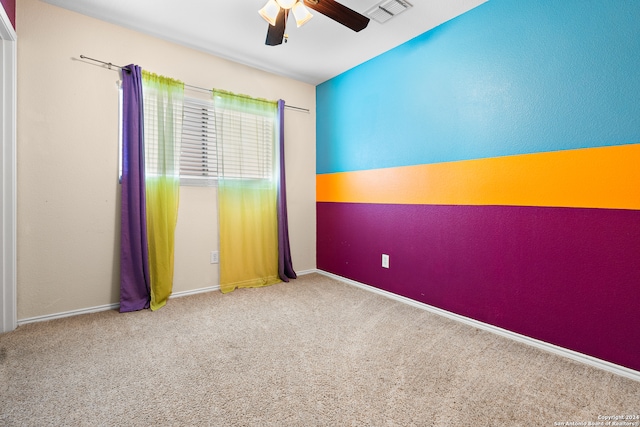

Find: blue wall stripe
316;0;640;174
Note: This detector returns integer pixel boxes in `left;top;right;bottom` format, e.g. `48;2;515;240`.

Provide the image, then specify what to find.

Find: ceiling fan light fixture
292;2;313;27
259;0;281;26
275;0;297;9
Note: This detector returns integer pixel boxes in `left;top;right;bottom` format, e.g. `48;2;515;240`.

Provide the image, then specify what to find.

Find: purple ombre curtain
120;64;151;312
276;100;297;282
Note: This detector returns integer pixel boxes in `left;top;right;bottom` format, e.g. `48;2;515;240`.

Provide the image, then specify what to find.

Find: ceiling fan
259;0;370;46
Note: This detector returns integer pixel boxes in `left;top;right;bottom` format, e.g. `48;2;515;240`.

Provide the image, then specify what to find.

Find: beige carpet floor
1;273;639;426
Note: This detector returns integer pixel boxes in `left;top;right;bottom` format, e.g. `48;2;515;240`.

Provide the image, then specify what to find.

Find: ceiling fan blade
265;8;287;46
303;0;369;32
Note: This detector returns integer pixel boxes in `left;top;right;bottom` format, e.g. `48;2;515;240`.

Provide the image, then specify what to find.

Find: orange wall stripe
316;144;640;210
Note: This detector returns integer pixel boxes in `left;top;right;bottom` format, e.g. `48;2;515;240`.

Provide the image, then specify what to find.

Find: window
214;107;275;181
118;85;123;182
119;92;276;186
180;97;218;186
142;79;183;179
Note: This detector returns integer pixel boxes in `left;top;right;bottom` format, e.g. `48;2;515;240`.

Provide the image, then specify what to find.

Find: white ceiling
43;0;487;85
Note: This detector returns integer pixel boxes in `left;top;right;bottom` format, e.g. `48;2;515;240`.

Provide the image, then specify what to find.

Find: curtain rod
79;55;310;113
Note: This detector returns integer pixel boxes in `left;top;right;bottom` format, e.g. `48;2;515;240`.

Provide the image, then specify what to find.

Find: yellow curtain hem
220;275;281;294
150;298;168;312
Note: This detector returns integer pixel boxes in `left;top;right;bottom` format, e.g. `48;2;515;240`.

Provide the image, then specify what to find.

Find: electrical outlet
210;251;219;264
382;254;390;269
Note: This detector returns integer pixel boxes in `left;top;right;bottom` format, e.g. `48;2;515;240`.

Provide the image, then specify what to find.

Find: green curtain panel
142;71;184;310
213;90;280;293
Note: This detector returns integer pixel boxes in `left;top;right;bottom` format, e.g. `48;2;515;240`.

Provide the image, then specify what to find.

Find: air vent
366;0;413;24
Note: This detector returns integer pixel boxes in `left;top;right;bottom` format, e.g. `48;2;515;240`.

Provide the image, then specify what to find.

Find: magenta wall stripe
317;202;640;371
0;0;15;29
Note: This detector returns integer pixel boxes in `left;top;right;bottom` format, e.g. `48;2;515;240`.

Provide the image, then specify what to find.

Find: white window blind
215;108;275;181
180;97;218;186
120;93;276;186
142;83;183;178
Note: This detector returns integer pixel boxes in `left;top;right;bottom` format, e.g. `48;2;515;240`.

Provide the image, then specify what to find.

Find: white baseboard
16;269;638;382
14;271;310;327
17;285;221;326
18;302;121;326
15;274;316;326
295;269;318;276
315;269;640;383
171;285;220;299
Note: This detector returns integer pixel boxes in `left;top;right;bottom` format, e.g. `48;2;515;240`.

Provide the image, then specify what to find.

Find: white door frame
0;6;17;333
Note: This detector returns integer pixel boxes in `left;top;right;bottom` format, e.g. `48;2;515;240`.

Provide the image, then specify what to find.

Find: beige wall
16;0;316;319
